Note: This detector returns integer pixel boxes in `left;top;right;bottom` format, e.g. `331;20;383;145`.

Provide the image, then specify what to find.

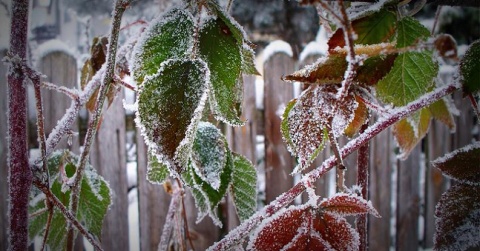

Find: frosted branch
158;185;182;251
41;82;79;100
208;83;459;251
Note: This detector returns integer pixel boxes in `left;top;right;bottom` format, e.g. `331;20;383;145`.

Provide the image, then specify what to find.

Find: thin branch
431;6;442;34
114;75;136;91
41;81;79;100
33;179;104;251
226;0;233;12
67;1;129;249
40;200;54;251
208;83;459;251
158;184;182;251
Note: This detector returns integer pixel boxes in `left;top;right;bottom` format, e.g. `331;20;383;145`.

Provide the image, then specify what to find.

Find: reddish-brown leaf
320;193;380;218
344;96;369;138
248;205;360;251
434;34;458;61
393;108;431;160
434;183;480;251
431;142;480;185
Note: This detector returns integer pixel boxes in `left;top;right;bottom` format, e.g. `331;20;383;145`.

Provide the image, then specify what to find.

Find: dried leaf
393;108;431;160
344;95;369;138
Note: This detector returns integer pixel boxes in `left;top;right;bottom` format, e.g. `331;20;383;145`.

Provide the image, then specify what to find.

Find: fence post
0;48;8;251
263;49;295;204
369;128;393;250
396;145;421;251
89;90;129;250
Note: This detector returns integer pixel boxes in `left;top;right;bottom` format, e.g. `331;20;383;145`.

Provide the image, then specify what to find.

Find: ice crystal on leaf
130;6;195;85
319;193;380;218
432;142;480;185
191;122;228;190
199;17;244;126
146;151;170;185
28;150;111;250
136;59;209;176
248;204;360;251
230;153;257;222
434;183;480;251
283;85;357;172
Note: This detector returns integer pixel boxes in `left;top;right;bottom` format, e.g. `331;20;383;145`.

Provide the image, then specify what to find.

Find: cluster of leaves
28;150;111;250
131;2;258;225
432;41;480;251
281;7;457;172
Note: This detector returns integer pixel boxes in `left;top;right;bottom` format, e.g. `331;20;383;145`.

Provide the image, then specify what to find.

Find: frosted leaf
319;193;380;218
191;122;228;190
130;7;195;84
146;151;170;185
393;108;431;160
136;59;209;176
28;150;111;250
431;142;480;185
247;204;360;251
230;153;257;222
199;17;244;126
284;85;357;172
459;40;480;96
396;16;430;48
183;149;234;227
434;183;480;251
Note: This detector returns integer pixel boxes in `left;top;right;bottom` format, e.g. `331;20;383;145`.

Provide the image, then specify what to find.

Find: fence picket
263;51;295;204
0;49;8;251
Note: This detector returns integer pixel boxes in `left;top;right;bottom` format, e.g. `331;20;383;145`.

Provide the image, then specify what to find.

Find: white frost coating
349;0;390;20
262;40;293;63
33;39;76;63
432;141;480;167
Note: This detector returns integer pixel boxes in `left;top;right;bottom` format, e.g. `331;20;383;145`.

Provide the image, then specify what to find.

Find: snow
33;39;76;64
299;41;327;63
262;40;293;63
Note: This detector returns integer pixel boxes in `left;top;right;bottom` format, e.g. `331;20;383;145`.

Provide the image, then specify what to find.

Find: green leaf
281;98;298;153
230;153;257;222
199;18;244;126
147;152;170;184
434;183;480;251
28;150;111;250
191;122;228;190
137;59;209;175
241;45;260;75
431;142;480;185
377;51;438;107
396;16;430;48
328;9;397;51
184;149;234;226
206;0;247;44
131;7;195;84
460;40;480;96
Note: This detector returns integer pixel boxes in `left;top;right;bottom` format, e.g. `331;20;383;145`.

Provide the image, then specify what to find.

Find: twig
356;122;370;251
431;6;442;34
33;179;104;251
326;126;347;192
41;81;79;100
114;75;136;91
179;182;196;251
40;200;54;251
226;0;234;12
208;83;459;250
67;1;129;249
158;184;182;251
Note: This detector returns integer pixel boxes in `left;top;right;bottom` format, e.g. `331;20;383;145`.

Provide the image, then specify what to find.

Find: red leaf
320;193;380;218
434;183;480;251
431;142;480;185
248;205;360;251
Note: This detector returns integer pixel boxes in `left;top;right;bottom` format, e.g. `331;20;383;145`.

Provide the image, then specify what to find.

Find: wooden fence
0;44;477;250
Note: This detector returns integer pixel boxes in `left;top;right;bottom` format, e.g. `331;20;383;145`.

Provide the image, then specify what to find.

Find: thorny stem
179;183;196;251
114;74;136;91
67;1;129;249
33;179;104;251
41;81;79;100
431;6;442;34
356;122;370;251
40;201;54;251
326;126;347;192
7;0;32;250
316;1;343;23
158;184;182;251
208;83;459;251
30;68;49;177
468;94;480;125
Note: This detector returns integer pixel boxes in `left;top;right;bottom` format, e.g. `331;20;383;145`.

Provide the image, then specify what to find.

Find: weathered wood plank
368;128;393;250
396;144;421;251
263;52;295;204
89;90;129;250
